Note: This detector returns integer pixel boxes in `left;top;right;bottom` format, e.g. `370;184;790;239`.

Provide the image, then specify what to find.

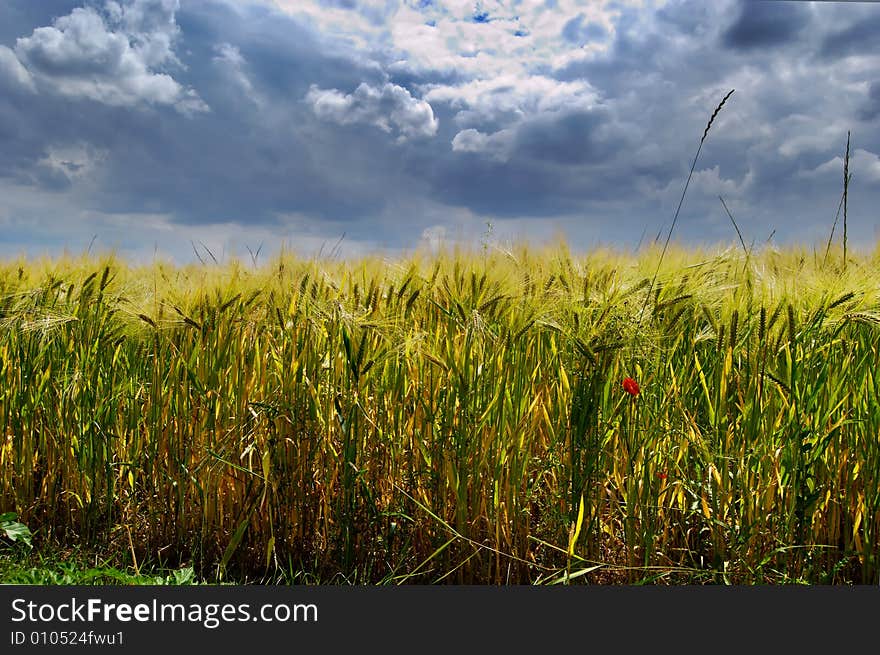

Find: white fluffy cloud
306;81;438;141
426;75;599;126
38;143;108;183
451;127;515;161
271;0;620;74
428;73;601;157
271;0;624;154
7;0;207;114
0;45;35;91
801;149;880;184
213;42;258;101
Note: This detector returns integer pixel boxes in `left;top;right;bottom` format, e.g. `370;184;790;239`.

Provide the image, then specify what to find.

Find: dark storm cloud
1;0;879;259
547;0;880;246
820;13;880;60
552;5;720;196
554;6;672;94
173;1;383;112
860;82;880;122
427;155;576;217
426;106;638;219
721;0;811;50
655;0;711;36
0;0;419;238
513;110;615;166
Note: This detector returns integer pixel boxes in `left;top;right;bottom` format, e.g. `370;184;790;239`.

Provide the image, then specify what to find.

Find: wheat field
1;241;879;584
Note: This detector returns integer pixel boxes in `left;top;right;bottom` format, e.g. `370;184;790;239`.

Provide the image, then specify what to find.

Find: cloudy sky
0;0;878;262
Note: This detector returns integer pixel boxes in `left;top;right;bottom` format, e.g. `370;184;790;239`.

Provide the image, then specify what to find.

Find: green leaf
1;517;33;549
548;564;604;585
220;509;254;575
172;566;195;585
568;493;586;558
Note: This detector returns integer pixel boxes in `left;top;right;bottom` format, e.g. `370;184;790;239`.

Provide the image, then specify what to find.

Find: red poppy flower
622;377;640;396
657;471;668;480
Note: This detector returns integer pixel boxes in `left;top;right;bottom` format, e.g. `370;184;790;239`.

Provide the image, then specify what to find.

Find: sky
0;0;878;262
